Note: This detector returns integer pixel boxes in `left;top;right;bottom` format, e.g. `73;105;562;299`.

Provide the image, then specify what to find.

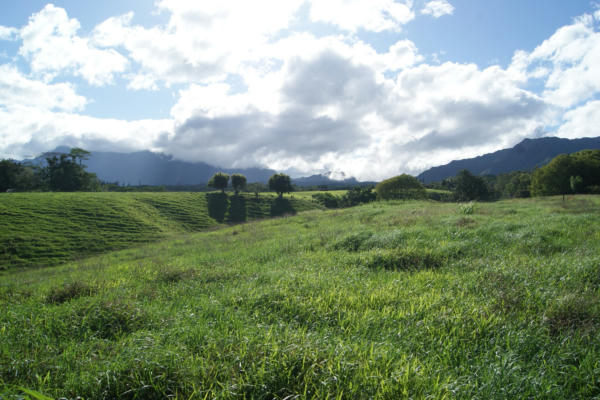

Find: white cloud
511;13;600;108
19;4;129;85
0;104;172;160
308;0;414;32
0;64;86;112
556;100;600;139
0;25;18;40
92;1;304;87
422;0;455;18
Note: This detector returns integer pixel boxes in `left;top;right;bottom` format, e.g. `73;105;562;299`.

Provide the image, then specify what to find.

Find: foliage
0;192;320;269
207;172;230;193
231;173;247;195
311;192;340;208
570;175;584;194
459;202;475;215
375;174;426;200
454;169;490;201
269;173;293;198
0;148;99;192
2;197;600;398
531;150;600;196
44;153;100;191
340;185;376;206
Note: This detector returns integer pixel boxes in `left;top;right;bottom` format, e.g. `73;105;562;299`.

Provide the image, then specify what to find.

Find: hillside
0;192;320;269
418;136;600;183
1;196;599;398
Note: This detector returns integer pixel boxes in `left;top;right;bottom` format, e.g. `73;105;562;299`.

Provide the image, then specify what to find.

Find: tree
375;174;426;200
0;159;25;192
570;175;584;194
531;150;600;196
45;152;100;191
454;169;489;201
208;172;230;193
68;148;91;166
340;186;376;206
269;173;293;198
231;173;247;195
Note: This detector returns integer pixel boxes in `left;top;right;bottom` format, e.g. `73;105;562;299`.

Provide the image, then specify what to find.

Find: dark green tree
269;173;293;198
375;174;426;200
0;159;25;192
231;173;247;195
45;152;99;191
570;175;584;194
454;169;489;201
208;172;230;193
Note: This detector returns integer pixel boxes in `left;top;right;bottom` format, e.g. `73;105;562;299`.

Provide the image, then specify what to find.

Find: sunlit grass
1;195;599;398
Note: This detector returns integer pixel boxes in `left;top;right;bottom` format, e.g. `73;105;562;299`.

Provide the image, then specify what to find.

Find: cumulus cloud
422;0;455;18
3;3;600;180
511;13;600;108
556;100;600;139
0;25;18;41
0;64;86;112
18;4;129;85
308;0;414;32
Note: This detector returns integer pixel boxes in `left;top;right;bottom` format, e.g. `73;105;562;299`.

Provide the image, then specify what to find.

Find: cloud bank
1;2;600;180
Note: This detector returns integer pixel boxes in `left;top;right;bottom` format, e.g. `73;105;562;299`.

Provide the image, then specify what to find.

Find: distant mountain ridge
29;148;363;186
417;136;600;183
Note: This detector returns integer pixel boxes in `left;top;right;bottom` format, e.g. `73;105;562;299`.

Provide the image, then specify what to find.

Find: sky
1;0;600;180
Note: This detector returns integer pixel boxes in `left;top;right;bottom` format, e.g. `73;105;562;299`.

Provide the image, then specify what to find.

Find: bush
46;281;94;304
375;175;426;200
312;192;340;208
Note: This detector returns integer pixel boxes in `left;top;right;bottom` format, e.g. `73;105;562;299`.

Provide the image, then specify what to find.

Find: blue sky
1;1;600;179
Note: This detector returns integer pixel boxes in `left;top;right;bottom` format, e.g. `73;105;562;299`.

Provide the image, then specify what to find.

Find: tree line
0;148;100;192
3;148;598;202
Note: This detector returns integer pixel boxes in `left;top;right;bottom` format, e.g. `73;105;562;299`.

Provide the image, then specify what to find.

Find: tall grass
1;195;599;398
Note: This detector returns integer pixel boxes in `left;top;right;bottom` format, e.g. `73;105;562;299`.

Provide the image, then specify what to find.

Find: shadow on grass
228;195;247;223
207;192;229;222
271;197;296;217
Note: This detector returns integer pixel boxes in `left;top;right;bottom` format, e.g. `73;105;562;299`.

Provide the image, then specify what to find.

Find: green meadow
0;192;320;269
1;195;600;398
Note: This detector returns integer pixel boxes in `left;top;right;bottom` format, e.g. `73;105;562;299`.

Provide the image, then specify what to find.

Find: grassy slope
0;192;320;269
1;196;600;398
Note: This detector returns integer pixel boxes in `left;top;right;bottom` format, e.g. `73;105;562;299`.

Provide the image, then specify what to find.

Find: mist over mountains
32;136;600;187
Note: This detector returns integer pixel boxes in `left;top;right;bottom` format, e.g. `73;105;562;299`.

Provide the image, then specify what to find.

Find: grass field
0;192;320;270
1;195;600;398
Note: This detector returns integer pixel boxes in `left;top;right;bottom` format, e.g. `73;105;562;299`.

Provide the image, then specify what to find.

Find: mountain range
417;136;600;183
31;136;600;186
33;147;362;187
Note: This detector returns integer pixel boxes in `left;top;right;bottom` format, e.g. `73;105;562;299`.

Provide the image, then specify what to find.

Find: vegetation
269;173;293;198
230;173;247;195
454;169;489;201
207;172;230;193
0;192;320;269
1;196;600;398
0;148;99;192
375;174;426;200
531;150;600;196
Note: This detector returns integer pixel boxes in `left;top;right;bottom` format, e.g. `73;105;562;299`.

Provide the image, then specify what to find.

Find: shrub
375;175;426;200
331;231;373;251
45;281;94;304
545;294;598;335
312;192;340;208
459;202;475;215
